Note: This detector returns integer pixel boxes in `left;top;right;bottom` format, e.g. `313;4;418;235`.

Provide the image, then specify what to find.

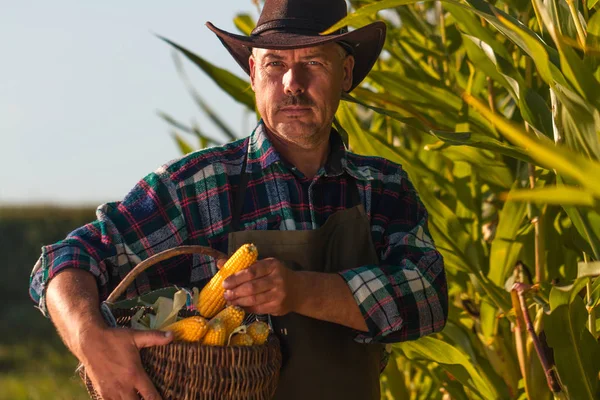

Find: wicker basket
78;245;282;400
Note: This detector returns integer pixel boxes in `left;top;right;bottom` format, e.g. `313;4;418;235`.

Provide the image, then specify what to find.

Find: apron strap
347;176;361;208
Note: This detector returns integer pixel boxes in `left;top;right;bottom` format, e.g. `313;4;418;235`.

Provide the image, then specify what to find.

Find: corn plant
160;0;600;398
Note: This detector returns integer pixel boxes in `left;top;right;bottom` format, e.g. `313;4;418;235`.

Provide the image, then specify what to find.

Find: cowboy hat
206;0;386;91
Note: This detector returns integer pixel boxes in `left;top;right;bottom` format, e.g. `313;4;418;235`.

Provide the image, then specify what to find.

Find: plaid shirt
30;122;447;347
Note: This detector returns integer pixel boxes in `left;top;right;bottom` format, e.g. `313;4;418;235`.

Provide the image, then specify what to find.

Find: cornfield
160;0;600;399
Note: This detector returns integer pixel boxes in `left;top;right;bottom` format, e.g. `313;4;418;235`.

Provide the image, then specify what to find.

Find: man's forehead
253;43;338;58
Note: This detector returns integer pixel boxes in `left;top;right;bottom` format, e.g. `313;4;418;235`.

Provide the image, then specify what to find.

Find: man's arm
30;168;189;398
222;167;447;342
46;269;172;400
337;167;448;343
222;260;368;331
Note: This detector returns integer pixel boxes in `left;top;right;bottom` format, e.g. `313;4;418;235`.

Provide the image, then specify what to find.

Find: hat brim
206;21;386;92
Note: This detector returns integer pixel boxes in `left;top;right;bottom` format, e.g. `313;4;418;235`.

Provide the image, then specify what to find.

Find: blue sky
1;1;257;205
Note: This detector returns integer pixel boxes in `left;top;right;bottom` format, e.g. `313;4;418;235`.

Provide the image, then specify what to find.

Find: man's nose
282;66;306;95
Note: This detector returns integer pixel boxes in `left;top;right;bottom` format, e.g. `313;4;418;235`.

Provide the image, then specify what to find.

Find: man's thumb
133;329;173;349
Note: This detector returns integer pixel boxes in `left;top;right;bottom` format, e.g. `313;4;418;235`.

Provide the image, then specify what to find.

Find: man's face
249;43;354;148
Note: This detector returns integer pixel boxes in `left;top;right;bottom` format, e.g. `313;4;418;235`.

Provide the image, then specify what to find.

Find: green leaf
504;186;596;207
445;3;512;61
396;337;499;399
172;132;195;154
158;36;255;110
441;146;513;189
535;0;600;111
489;184;528;287
172;53;238;141
551;84;600;160
463;93;600;198
578;261;600;278
588;0;600;9
233;13;255;36
549;277;589;311
428;130;537;164
544;296;600;400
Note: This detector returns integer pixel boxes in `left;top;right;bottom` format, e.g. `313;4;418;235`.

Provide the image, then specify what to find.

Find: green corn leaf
428;130;537;164
549;277;590;311
463;92;600;198
172;132;195;154
533;0;600;111
578;261;600;278
157;110;197;136
440;146;513;189
158;35;255;111
396;337;500;399
233;13;255;35
461;34;519;100
544;295;600;400
444;2;512;61
171;52;238;141
503;186;596;207
552;84;600;160
489;183;528;288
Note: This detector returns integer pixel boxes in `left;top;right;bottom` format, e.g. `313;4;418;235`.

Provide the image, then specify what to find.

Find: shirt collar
246;120;373;181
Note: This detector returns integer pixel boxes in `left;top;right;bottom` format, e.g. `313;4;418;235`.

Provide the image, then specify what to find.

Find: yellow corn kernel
198;243;258;318
229;332;254;347
247;321;270;345
201;318;226;346
212;306;245;338
160;316;208;342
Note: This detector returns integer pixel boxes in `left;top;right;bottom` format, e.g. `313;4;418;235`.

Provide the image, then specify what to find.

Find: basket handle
106;245;228;304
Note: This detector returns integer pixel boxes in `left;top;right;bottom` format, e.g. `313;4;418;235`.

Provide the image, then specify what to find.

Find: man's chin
275;121;321;137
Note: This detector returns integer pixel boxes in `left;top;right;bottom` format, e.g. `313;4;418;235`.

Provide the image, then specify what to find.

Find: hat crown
252;0;348;36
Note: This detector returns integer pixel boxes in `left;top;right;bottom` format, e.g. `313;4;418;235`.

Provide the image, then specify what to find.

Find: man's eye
267;61;283;67
307;61;322;66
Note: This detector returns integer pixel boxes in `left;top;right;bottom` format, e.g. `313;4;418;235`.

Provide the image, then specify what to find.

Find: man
29;0;447;399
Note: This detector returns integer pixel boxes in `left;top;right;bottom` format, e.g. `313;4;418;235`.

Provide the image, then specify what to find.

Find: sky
1;1;258;205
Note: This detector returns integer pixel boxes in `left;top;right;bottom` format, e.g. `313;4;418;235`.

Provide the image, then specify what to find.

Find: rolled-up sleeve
29;166;188;316
338;168;448;343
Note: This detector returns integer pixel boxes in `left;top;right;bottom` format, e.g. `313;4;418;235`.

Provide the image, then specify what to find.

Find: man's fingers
223;262;272;289
136;373;163;400
132;329;173;349
216;258;227;270
227;289;276;308
224;278;273;301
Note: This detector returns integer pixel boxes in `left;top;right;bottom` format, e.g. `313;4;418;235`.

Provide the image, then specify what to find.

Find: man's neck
265;129;330;179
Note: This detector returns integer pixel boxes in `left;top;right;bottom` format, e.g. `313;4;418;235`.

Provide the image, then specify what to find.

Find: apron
227;154;383;400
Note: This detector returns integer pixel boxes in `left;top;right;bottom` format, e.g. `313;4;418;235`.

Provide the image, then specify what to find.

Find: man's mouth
279;106;312;114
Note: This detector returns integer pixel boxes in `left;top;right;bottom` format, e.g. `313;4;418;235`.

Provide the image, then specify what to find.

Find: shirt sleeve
29;167;189;317
338;168;448;343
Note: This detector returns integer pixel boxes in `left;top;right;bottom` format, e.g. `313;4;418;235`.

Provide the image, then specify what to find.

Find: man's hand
222;258;300;316
77;326;172;400
220;259;368;332
45;269;173;400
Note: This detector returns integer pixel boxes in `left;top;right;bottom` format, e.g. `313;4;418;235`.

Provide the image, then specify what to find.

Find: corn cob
212;305;245;338
160;316;208;342
247;321;270;345
201;318;227;346
229;332;254;346
198;243;258;318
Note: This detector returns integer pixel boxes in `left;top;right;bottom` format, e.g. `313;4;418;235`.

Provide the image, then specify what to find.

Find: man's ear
249;52;256;91
342;55;355;92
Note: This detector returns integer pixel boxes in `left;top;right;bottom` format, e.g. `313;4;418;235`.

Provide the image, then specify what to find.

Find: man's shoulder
159;137;248;185
346;151;408;184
